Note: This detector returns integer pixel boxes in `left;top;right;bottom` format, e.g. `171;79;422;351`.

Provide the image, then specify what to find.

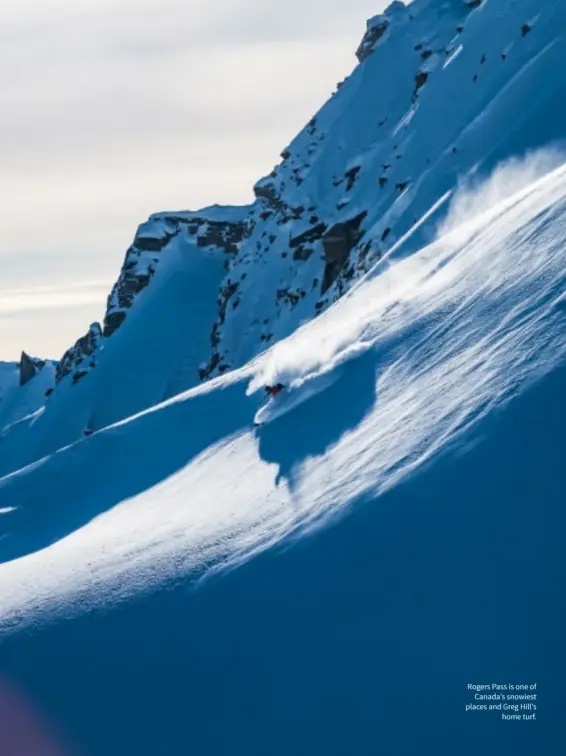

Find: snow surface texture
2;154;566;615
1;2;566;754
4;0;565;480
0;359;55;441
1;152;565;756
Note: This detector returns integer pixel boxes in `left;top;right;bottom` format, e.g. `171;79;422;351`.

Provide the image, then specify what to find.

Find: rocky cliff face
103;209;249;340
52;205;250;391
18;351;46;387
197;0;565;377
46;0;566;418
55;323;102;385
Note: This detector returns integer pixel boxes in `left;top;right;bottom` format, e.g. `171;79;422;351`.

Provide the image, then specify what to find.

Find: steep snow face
0;205;250;478
204;0;566;375
5;0;563;478
0;362;18;390
0;363;19;410
0;359;55;444
1;157;565;622
53;204;250;390
103;204;250;341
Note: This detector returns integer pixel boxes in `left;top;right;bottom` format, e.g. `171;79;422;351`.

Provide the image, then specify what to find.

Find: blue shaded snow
1;359;564;756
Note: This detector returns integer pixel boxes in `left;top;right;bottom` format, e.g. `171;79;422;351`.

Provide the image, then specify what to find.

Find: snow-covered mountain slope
0;363;18;404
4;0;565;481
0;356;55;438
1;155;566;755
0;205;249;477
2;154;566;609
206;0;566;373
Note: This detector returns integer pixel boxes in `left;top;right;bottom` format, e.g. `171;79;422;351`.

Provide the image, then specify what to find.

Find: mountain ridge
1;3;566;754
2;0;566;477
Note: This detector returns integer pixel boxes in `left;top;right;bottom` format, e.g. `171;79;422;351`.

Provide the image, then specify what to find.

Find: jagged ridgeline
2;0;565;478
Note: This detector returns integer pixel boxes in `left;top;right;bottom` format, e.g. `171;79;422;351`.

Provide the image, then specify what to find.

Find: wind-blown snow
2;3;566;752
1;157;566;628
437;145;565;236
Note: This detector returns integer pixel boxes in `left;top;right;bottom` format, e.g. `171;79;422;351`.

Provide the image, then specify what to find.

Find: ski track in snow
1;160;566;629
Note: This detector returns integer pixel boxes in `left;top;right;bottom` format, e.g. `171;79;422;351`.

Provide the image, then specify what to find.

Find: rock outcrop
356;15;390;62
321;213;367;294
48;0;566;411
55;323;102;385
103;209;249;339
18;351;45;386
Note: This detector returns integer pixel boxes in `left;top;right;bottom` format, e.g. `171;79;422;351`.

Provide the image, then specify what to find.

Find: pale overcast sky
0;0;388;359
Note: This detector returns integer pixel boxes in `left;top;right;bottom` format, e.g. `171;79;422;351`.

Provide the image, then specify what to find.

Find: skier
265;383;285;398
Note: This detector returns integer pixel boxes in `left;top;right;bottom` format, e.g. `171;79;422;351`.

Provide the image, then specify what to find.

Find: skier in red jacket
265;383;285;398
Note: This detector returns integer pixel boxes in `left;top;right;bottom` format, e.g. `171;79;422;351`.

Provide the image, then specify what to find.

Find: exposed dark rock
356;16;389;62
414;70;429;97
72;370;88;385
521;23;532;37
276;288;306;307
199;352;220;381
193;219;246;254
253;179;284;208
103;312;126;338
321;212;367;294
18;351;45;386
289;223;328;249
56;322;102;384
345;165;361;191
201;280;240;379
134;228;179;252
103;256;153;338
358;240;373;265
100;210;249;342
218;282;239;325
293;246;315;262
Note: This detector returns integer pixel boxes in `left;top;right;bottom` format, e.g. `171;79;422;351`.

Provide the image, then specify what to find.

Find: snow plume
247;252;424;398
437;146;566;238
249;148;566;401
248;327;373;396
